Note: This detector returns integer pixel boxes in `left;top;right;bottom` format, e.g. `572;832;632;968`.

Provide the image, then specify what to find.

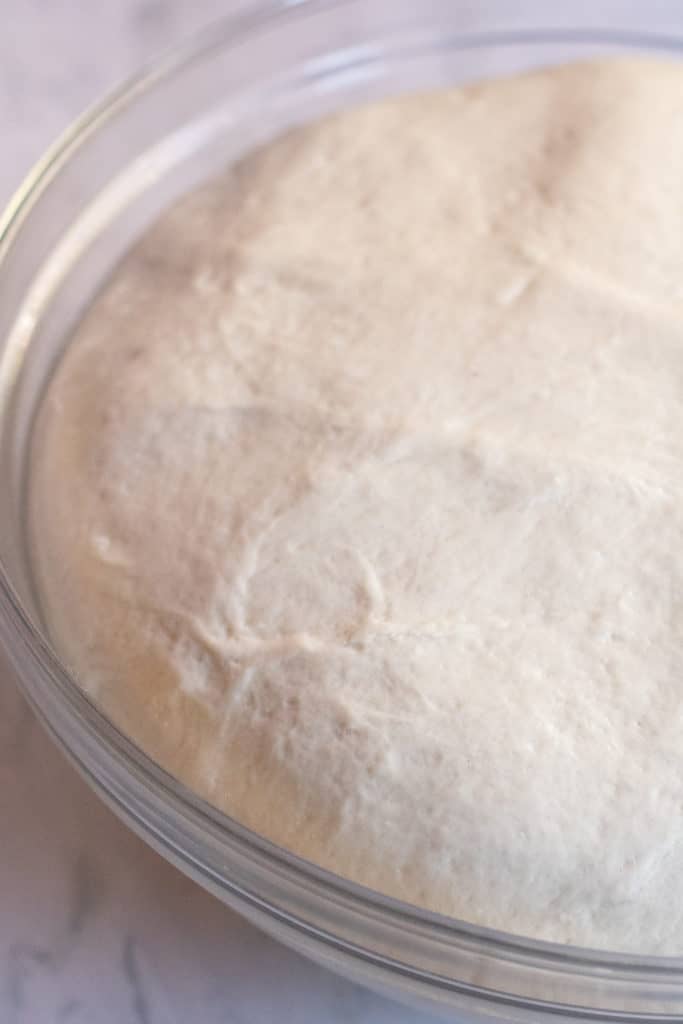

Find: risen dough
30;59;683;952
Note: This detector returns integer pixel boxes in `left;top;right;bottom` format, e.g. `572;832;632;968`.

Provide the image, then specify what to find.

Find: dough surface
30;59;683;952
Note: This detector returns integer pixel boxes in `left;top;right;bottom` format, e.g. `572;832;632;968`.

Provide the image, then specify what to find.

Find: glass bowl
2;2;683;1019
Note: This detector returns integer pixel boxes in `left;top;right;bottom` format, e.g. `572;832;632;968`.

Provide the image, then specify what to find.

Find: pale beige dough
30;58;683;952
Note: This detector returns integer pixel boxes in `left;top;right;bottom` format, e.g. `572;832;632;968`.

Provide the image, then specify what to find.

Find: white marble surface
0;3;424;1022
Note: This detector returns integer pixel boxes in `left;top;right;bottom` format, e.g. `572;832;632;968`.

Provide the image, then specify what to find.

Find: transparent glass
2;1;683;1019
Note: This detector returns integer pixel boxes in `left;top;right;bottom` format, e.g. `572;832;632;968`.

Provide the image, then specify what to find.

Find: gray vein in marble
68;853;101;938
123;936;152;1024
134;0;173;35
57;998;83;1022
5;943;53;1012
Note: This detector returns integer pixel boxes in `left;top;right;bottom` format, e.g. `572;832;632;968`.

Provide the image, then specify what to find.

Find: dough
30;58;683;953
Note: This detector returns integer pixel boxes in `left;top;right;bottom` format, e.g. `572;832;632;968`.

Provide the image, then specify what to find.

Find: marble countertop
3;2;683;1022
0;3;423;1022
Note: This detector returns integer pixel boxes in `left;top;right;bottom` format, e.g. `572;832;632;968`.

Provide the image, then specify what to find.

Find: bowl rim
3;0;683;1013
